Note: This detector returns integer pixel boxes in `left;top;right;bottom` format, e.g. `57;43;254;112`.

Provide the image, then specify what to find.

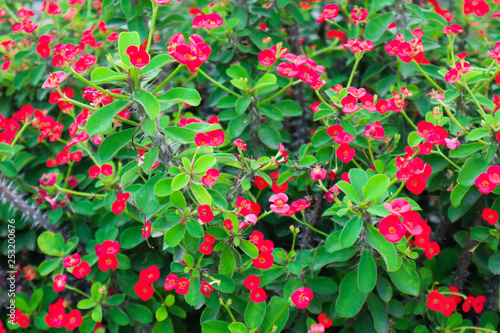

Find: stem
401;109;418;130
474;68;499;93
451;327;497;333
325;19;348;34
57;87;97;111
10;121;30;147
196;68;243;98
347;55;362;88
66;285;92;299
152;64;184;94
257;80;301;105
146;2;158;53
434;146;460;171
367;138;376;167
70;68;130;99
386;181;406;202
314;90;337;112
462;81;488;119
55;186;106;198
291;215;328;237
115;115;139;126
265;300;292;333
351;159;362;169
412;59;445;93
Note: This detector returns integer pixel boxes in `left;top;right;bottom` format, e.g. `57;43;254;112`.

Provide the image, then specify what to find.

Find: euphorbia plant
1;0;500;333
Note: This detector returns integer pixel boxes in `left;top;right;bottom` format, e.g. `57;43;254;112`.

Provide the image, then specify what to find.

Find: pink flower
201;168;220;187
383;198;411;217
341;95;360;113
269;193;290;214
444;68;461;83
445;137;461;150
152;0;171;4
233;139;247;151
292;287;313;309
259;49;276;66
311;166;327;181
308;324;326;333
42;71;67;89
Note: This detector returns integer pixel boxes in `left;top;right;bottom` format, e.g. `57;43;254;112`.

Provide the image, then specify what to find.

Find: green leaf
157;87;202;106
229;114;251;137
253;74;276;91
226;65;249;80
388;260;420;296
37;232;65;256
257;126;281;149
163;127;196;143
126;304;153;324
239;240;259;259
362;174;390;203
367;226;400;272
91;67;126;84
228;322;247;333
489;252;500;274
164;223;185;247
336;270;368;318
259;105;283;121
99;128;135;162
260;297;290;333
202;320;230;332
244;301;266;329
337;181;360;204
135;90;160;119
170;191;187;209
39;258;62;276
77;298;97;310
358;250;377;293
186;218;204;238
367;294;390;333
155;306;169;322
219;246;236;277
365;12;395;41
468;128;490;141
458;157;488;186
118;31;140;67
185;279;203;306
274;100;302;117
304;277;338;294
340;216;362;247
171;173;190;191
193;155;217;174
109;307;130;326
120;226;145;249
450;184;471;207
236;97;252;114
141;54;175;74
86;100;131;137
191;183;213;205
449;143;485;158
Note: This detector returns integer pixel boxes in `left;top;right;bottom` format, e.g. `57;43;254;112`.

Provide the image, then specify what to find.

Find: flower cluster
244;275;267;303
44;299;82;330
395;156;432;195
475;166;500;194
168;34;212;72
427;287;485;317
96;240;120;271
250;231;275;269
164;274;190;295
135;266;160;301
384;29;429;64
192;13;223;29
326;124;356;163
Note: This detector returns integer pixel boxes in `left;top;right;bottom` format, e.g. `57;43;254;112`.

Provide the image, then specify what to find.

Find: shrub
1;0;500;332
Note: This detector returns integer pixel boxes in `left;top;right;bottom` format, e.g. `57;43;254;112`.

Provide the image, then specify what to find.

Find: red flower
101;164;113;176
254;176;269;189
201;168;219;187
462;296;477;312
175;277;190;295
198;205;214;223
63;254;81;268
223;218;234;231
336;143;355;163
244;275;261;290
142;220;151;238
64;309;82;330
318;313;332;328
488;165;500;184
401;211;423;235
253;252;274;269
199;242;213;255
427;291;445;311
311;166;327;181
99;240;121;255
474;295;486;313
250;288;267;303
379;215;406;242
250;230;264;244
444;68;461;83
327;124;344;139
257;240;274;253
441;297;457;317
292;287;313;309
406;175;427;195
483;208;499;225
204;234;216;244
164;274;178;290
424;241;440;259
341;95;360;113
139;266;160;284
134;280;154;301
88;165;100;178
73;261;90;279
126;46;150;68
53;274;67;292
259;49;276;66
98;254;118;271
272;180;288;194
200;281;214;297
475;173;497;194
112;199;127;214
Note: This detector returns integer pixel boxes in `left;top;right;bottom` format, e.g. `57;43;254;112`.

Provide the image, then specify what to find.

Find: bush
1;0;500;332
